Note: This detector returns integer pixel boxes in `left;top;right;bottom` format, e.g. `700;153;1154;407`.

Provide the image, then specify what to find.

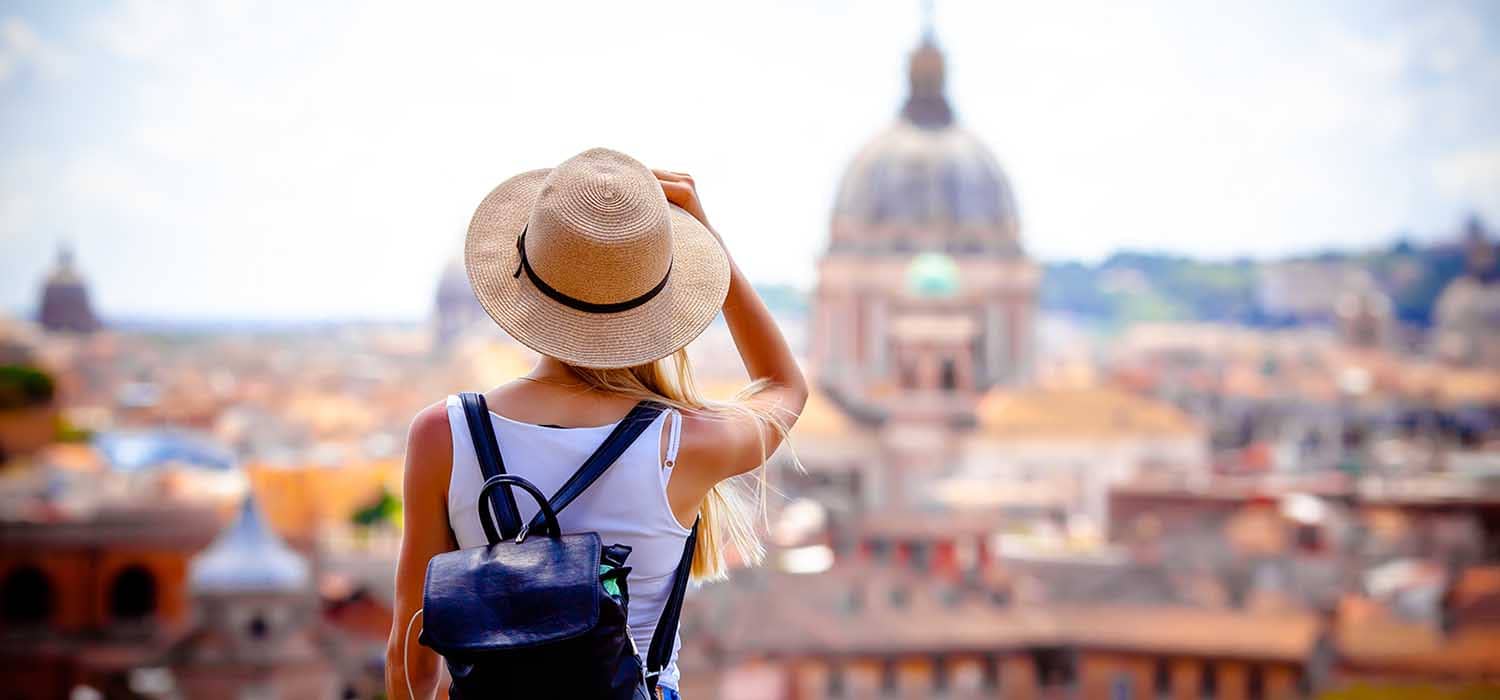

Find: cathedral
813;31;1037;411
810;29;1039;506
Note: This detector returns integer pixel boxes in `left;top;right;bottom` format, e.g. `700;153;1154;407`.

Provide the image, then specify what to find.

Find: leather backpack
418;392;696;698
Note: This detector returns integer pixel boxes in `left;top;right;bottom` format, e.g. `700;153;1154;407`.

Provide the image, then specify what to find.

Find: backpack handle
478;475;560;543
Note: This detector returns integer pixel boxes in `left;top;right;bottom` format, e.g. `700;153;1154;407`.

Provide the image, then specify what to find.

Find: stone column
986;300;1008;385
869;297;888;378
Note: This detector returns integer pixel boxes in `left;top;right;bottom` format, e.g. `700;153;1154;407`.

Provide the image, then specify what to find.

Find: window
908;541;932;570
880;660;899;695
940;359;958;391
1248;666;1265;700
827;664;845;697
108;565;158;620
1153;659;1171;698
247;614;270;640
1;566;54;625
1201;662;1218;699
1032;648;1077;689
932;656;949;694
980;656;1000;690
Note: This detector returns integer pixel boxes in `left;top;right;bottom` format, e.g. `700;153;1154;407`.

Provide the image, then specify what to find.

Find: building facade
812;33;1038;416
809;31;1040;509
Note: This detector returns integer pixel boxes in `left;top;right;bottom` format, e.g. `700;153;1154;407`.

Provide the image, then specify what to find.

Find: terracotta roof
974;386;1201;439
1337;617;1500;676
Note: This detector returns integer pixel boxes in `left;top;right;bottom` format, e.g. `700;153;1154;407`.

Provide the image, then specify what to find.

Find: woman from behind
386;148;807;699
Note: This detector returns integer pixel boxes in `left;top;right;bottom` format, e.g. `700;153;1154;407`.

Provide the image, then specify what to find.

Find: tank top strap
663;408;682;468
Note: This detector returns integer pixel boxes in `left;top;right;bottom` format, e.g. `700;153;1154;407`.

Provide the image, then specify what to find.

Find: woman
386;148;807;699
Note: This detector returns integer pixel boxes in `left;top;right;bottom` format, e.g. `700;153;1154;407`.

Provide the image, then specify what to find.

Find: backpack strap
458;391;522;544
516;401;666;536
647;519;698;693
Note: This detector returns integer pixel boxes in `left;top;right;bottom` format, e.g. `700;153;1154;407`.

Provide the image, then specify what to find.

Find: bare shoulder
405;400;453;487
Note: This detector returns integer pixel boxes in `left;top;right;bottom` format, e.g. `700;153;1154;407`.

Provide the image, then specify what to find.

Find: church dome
832;37;1021;255
37;246;100;333
190;496;309;594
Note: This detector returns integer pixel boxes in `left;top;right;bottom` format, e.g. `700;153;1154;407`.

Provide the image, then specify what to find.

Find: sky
1;0;1499;321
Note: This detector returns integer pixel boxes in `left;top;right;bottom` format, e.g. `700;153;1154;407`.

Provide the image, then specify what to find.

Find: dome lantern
903;37;952;129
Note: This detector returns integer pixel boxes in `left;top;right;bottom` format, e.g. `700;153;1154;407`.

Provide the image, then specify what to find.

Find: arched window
247;614;270;640
1;566;55;625
940;358;958;391
108;565;158;620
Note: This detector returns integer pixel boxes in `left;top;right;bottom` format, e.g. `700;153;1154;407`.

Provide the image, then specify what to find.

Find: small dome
906;252;961;297
190;496;309;594
37;244;100;333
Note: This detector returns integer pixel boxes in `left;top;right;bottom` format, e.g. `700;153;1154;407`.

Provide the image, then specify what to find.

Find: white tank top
443;395;691;690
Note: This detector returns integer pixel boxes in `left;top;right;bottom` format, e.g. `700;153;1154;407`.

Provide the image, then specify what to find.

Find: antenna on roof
921;0;937;43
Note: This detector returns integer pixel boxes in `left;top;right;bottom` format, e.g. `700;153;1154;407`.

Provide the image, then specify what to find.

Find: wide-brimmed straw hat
465;148;730;369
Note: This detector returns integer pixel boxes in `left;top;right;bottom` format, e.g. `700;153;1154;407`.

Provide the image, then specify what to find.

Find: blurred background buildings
3;4;1500;700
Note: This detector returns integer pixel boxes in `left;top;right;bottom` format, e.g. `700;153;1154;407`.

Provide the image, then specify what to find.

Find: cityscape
4;3;1500;700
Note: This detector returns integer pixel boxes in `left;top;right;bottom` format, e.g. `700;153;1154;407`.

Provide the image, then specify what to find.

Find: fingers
659;182;695;208
652;169;693;183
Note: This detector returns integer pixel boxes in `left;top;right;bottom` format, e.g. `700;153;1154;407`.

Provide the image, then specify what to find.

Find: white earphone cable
403;608;424;700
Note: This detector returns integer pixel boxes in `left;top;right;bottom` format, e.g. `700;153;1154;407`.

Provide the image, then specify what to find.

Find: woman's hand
653;169;713;233
648;169;809;493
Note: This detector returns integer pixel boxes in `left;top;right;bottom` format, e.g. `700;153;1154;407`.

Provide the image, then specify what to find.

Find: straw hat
465;148;730;369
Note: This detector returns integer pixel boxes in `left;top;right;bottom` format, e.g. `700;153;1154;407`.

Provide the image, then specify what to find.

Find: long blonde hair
567;349;796;581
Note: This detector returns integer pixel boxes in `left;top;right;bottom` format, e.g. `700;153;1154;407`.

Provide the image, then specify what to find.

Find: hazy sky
2;0;1499;320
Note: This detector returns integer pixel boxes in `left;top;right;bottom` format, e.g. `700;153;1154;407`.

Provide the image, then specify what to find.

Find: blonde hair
566;349;796;581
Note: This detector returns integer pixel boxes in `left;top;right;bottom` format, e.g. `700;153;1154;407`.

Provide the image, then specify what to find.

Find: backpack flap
419;532;603;656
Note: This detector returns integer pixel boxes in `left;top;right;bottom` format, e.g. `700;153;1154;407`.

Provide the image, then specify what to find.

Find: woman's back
442;392;692;687
388;152;808;700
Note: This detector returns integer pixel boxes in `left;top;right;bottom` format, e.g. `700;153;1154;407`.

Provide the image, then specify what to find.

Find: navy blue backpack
418;392;696;698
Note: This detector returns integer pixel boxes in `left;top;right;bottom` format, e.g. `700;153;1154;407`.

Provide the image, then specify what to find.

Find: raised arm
654;170;809;483
385;402;458;699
